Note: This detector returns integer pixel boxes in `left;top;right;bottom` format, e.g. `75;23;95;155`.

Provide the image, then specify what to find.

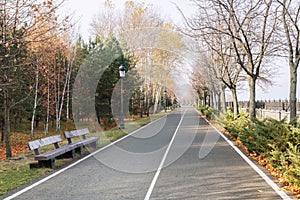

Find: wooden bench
63;128;99;155
28;135;78;169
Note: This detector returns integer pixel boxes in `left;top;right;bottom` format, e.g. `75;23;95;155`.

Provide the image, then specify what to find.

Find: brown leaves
0;132;31;161
42;0;53;6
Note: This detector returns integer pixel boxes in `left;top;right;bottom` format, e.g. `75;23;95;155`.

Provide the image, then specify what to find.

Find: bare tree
191;66;210;107
185;0;278;118
205;32;243;116
277;0;300;121
90;0;116;40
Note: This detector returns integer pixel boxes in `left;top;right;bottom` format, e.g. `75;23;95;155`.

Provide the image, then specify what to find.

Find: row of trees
0;0;184;159
185;0;300;120
91;0;184;115
0;0;75;158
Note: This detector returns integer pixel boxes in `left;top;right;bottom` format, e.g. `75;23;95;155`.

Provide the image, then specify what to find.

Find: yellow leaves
125;1;135;8
104;0;114;8
164;23;173;29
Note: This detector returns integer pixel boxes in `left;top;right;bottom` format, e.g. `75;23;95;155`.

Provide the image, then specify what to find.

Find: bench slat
34;144;78;160
28;128;98;169
28;140;41;150
68;137;98;147
28;135;63;150
41;135;62;146
64;128;89;138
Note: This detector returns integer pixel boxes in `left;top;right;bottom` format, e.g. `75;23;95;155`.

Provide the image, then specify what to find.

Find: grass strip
0;112;167;197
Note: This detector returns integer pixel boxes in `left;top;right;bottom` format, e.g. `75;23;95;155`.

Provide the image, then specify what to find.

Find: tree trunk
153;86;162;114
57;67;69;131
56;93;60;132
44;78;50;134
210;92;214;108
4;87;12;158
217;92;221;111
30;64;39;139
220;86;227;113
56;59;70;132
66;47;76;120
231;88;239;116
66;77;70;120
145;85;150;117
55;61;60;132
35;118;39;128
204;91;208;106
1;119;4;142
248;76;257;119
289;64;297;120
207;93;210;107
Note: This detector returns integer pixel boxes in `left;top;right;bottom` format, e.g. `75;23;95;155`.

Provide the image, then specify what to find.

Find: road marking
203;118;292;200
4;115;167;200
144;109;187;200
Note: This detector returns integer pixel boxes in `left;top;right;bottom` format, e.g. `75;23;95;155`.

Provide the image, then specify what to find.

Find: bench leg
75;146;83;155
92;141;98;149
38;159;55;169
29;162;40;169
57;150;75;159
85;141;98;150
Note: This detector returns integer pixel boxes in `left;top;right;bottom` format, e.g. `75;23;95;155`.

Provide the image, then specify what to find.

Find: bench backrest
28;135;63;155
64;128;90;143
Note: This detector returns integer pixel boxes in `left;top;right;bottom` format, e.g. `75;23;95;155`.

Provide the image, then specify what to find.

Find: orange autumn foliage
0;133;38;161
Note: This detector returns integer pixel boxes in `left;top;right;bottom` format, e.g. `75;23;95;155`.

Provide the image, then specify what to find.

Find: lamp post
119;65;125;129
164;90;167;112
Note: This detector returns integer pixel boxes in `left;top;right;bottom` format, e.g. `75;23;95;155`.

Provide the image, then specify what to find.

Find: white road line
144;109;187;200
204;118;292;200
4;115;167;200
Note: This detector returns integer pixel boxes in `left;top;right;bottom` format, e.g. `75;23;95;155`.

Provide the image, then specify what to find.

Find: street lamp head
119;65;126;78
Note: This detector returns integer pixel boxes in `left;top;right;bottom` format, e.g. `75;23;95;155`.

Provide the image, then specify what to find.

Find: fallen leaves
0;132;31;161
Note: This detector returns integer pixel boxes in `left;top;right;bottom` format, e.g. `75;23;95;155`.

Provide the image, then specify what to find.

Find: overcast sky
60;0;296;101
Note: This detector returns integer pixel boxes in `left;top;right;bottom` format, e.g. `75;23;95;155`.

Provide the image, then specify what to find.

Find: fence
226;100;300;122
255;109;292;121
227;100;300;111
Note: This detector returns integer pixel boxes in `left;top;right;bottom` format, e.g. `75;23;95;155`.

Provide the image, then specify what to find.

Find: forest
0;0;183;159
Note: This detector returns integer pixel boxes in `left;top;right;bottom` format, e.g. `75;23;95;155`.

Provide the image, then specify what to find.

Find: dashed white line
144;109;187;200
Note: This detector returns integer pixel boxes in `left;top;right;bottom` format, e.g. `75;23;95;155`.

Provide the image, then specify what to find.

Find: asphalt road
4;107;294;200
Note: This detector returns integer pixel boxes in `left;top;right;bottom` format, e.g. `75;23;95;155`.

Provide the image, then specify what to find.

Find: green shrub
199;106;213;119
223;110;251;138
284;143;300;187
222;111;300;192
